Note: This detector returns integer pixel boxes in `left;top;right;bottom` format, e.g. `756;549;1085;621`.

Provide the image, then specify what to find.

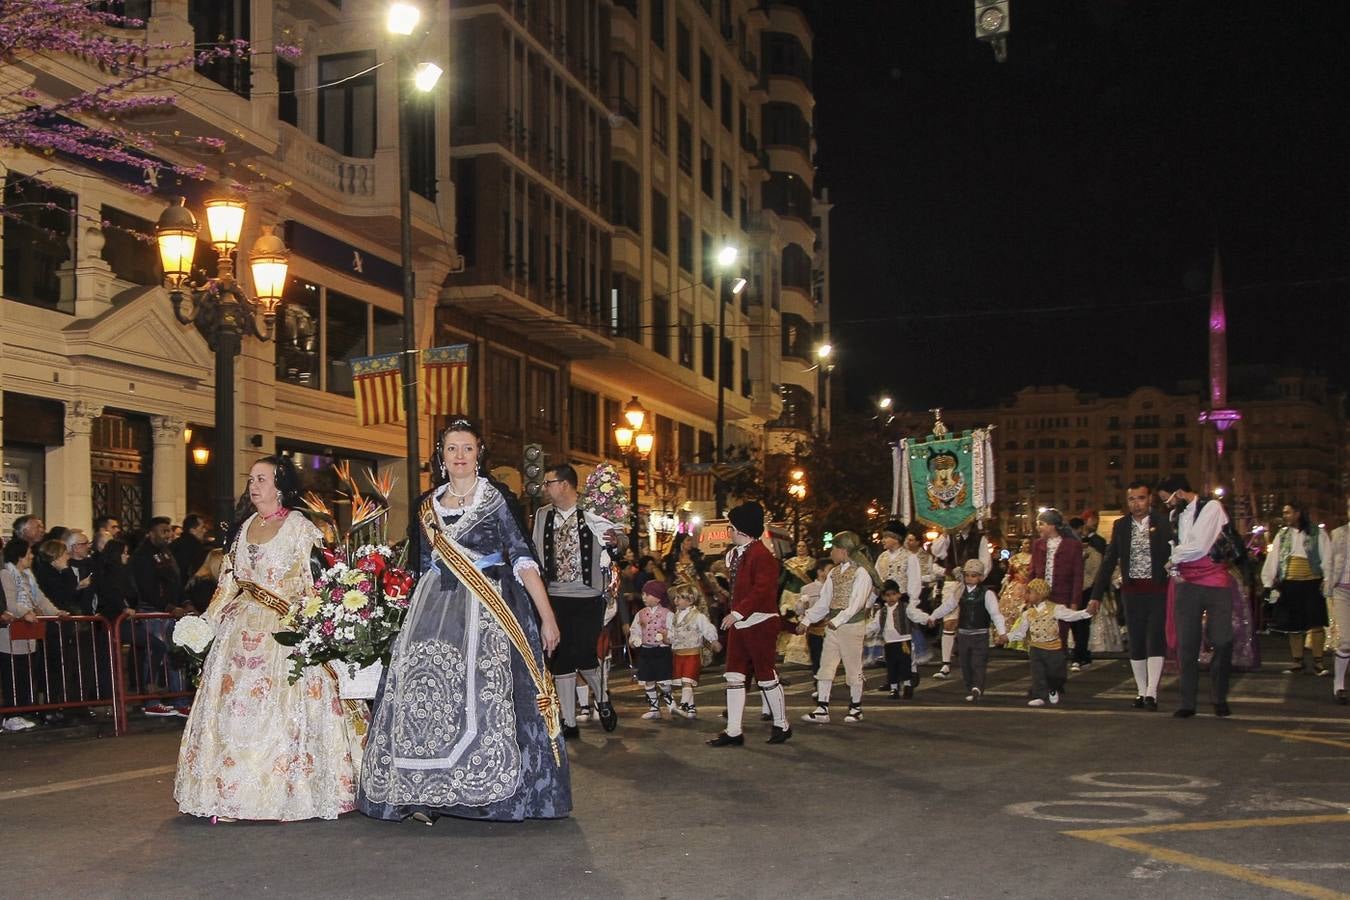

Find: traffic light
523;443;545;498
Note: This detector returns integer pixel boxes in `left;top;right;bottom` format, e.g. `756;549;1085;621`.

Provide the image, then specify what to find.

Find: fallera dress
175;512;365;821
358;479;571;822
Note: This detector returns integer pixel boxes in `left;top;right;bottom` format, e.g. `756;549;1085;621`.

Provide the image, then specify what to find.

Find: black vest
543;508;595;587
958;587;992;630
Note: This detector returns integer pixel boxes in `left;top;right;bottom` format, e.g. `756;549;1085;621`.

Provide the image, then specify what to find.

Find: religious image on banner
892;413;995;532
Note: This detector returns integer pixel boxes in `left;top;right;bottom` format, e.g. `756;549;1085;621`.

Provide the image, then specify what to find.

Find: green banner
906;435;978;531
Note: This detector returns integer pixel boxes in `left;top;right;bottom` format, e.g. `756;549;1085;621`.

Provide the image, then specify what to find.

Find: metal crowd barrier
109;611;195;735
0;614;122;733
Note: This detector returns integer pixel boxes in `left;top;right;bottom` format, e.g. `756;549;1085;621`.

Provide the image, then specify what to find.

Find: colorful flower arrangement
581;461;629;524
273;545;415;685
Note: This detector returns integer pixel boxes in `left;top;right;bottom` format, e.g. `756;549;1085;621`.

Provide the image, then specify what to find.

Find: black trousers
547;593;605;675
1123;590;1167;659
883;641;914;687
807;632;824;674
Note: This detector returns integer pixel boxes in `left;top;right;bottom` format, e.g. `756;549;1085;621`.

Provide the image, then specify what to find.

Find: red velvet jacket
1030;535;1085;609
731;539;781;621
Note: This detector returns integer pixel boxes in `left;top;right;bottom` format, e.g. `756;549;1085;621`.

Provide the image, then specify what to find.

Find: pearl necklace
444;479;476;498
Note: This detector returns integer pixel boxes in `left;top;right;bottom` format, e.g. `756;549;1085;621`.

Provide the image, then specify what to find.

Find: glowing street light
387;2;421;35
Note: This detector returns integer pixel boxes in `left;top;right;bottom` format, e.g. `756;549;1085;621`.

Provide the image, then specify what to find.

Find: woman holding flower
359;419;569;824
174;455;365;822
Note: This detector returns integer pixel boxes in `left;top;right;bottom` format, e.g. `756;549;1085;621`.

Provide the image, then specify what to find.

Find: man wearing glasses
532;464;627;739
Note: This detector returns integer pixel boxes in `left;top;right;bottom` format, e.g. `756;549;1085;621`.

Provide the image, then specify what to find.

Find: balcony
579;338;753;422
443;284;614;358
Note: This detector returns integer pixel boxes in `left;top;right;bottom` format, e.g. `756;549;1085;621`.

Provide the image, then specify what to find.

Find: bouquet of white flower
171;615;216;686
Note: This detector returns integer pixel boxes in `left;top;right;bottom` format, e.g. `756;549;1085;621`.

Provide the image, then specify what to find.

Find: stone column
46;401;102;530
149;415;187;523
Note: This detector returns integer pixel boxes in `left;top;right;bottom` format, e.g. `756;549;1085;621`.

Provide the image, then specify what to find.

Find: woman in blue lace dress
358;419;569;824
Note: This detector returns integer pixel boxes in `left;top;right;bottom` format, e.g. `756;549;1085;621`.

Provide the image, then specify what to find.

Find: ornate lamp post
157;185;289;532
712;244;744;516
613;395;654;554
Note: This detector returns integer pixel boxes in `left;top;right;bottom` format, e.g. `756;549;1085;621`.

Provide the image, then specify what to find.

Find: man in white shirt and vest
532;464;626;739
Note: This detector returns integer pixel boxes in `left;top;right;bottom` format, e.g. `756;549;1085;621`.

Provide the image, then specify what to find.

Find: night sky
809;0;1350;412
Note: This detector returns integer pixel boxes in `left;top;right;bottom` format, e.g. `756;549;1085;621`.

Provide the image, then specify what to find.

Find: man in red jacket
708;502;792;746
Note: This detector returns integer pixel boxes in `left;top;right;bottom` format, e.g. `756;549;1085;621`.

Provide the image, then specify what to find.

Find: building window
325;289;368;397
653;296;670;356
526;365;558;436
612;272;641;341
739;180;749;229
699;49;713;106
762;172;812;221
408;99;436;200
2;174;75;312
651;189;669;254
487;351;521;432
701;231;714;287
612;53;640;123
276;278;321;389
651;0;667;49
189;0;250;97
679;422;696;463
277;60;298;125
678;311;694;369
762;31;812;87
677;214;693;272
720;77;732;130
700;140;714;196
740;347;751;397
372;307;402;356
611;161;641;232
677;115;692;174
676;20;691;79
568;387;599;454
100;206;157;286
701;324;715;379
698;429;714;462
721;164;733;216
319;51;377;157
651;87;668;152
603;397;621;457
452;24;477;127
762;102;810;152
782;242;811;290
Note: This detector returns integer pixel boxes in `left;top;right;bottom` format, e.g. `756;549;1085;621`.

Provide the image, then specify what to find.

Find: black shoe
1281;663;1304;675
562;724;580;739
766;726;792;744
1213;702;1231;718
902;684;914;699
1132;696;1146;709
596;701;618;732
874;684;892;693
760;712;773;721
706;731;744;747
1173;708;1196;719
888;689;900;699
1336;690;1348;705
1144;696;1158;712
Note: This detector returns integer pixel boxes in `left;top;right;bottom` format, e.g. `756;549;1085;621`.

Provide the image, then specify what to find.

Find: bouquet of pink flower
272;544;415;685
581;461;629;524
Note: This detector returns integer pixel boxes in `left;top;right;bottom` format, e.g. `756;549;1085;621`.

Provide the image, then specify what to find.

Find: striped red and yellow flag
351;352;404;425
422;343;471;416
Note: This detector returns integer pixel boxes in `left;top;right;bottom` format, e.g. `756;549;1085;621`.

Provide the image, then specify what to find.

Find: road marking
1248;729;1350;751
1070;772;1220;790
1064;814;1350;900
0;765;178;802
1005;799;1184;824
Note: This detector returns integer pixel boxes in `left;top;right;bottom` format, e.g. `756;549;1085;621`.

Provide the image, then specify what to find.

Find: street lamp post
814;342;834;435
787;467;806;543
613;396;654;555
712;244;743;517
157;188;289;533
387;2;442;567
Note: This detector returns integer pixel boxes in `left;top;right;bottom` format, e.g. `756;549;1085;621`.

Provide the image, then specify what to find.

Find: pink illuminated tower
1197;250;1254;535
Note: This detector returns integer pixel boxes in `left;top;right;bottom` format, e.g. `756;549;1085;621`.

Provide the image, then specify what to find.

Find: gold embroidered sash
237;579;368;738
420;498;562;765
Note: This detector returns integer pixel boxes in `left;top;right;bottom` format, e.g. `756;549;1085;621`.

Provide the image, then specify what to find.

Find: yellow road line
1064;814;1350;900
1248;728;1350;751
0;764;178;802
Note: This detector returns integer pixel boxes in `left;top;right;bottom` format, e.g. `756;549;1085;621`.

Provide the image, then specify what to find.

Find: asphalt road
3;642;1348;900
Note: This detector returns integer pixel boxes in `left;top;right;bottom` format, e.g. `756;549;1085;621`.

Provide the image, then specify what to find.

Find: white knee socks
1335;651;1349;692
555;673;578;726
680;682;695;706
759;679;787;729
1146;656;1164;698
1130;659;1148;696
942;632;956;664
815;679;832;706
578;665;606;703
724;673;747;736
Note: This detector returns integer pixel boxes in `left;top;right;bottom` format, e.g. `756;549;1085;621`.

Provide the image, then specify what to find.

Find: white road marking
0;765;178;802
1071;772;1221;791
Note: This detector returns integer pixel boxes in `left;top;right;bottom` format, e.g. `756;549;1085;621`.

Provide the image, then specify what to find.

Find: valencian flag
893;426;996;532
422;343;471;415
352;352;404;426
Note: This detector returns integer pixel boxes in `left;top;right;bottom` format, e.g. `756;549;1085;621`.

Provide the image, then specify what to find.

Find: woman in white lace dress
175;456;365;822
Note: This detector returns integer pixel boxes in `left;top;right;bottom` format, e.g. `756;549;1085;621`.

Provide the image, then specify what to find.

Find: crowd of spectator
0;513;221;732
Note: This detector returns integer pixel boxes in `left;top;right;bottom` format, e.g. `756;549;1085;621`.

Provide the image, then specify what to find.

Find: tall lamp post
814;342;834;435
712;244;745;516
613;396;654;554
157;187;289;532
388;1;443;565
787;466;807;543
